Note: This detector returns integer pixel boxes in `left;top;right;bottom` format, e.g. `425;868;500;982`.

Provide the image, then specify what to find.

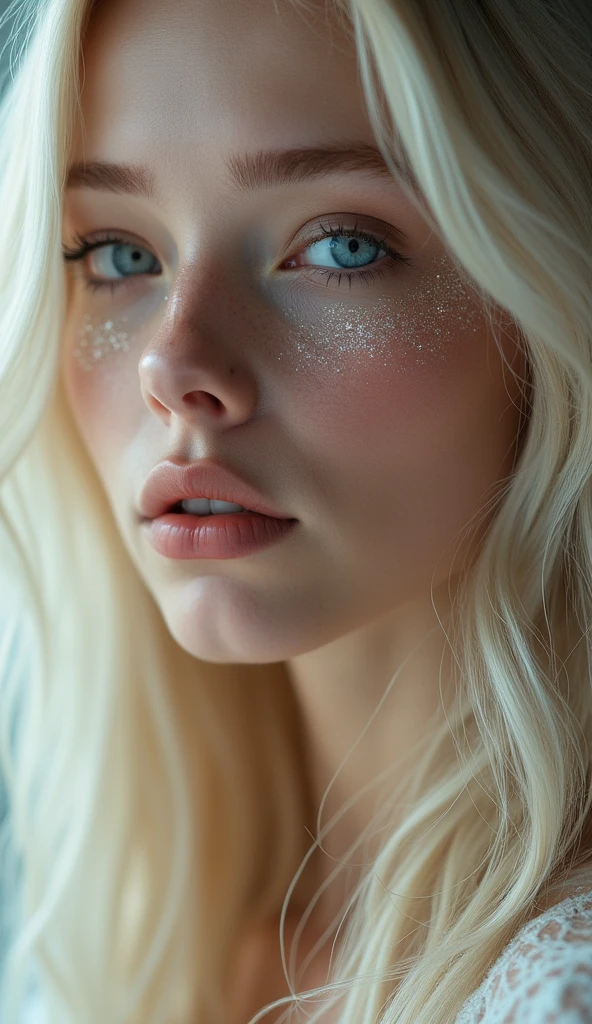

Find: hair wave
0;0;591;1021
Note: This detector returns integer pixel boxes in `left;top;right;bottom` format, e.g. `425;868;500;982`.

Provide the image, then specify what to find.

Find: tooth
210;500;246;513
181;498;211;514
180;498;248;515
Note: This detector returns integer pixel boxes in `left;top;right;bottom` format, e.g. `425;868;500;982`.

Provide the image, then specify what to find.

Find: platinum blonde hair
0;0;591;1021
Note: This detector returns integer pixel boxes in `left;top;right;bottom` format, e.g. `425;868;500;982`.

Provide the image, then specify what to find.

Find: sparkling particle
73;313;134;371
275;252;484;376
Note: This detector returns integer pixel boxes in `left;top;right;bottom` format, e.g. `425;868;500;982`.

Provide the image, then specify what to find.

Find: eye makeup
72;293;170;372
73;312;132;372
273;252;485;376
71;250;483;377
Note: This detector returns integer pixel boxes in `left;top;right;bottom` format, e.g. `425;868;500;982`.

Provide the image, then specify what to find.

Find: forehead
75;0;375;177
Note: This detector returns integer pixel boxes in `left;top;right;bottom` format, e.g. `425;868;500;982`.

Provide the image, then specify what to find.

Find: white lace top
455;888;592;1022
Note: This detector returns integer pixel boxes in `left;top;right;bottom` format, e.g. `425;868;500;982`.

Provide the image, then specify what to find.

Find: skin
60;0;534;1004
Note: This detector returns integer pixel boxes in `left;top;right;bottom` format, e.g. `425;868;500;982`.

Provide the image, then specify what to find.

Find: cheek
273;256;524;559
60;305;143;469
60;278;171;458
72;307;132;370
273;251;494;453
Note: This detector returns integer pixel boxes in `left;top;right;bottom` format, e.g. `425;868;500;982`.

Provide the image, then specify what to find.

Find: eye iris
329;235;379;269
111;244;156;276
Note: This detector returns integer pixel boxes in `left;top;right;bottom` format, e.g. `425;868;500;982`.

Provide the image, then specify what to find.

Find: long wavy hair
0;0;591;1021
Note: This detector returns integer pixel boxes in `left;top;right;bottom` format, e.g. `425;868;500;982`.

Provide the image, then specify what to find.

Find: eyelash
61;220;414;296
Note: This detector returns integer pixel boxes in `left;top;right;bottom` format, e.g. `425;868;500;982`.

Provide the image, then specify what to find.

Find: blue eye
62;234;160;294
285;220;413;290
62;220;414;297
299;222;394;270
306;233;386;268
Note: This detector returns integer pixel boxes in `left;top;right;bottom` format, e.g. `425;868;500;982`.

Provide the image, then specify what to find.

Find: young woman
0;0;591;1021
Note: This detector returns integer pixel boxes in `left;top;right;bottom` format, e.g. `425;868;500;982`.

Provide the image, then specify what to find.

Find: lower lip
142;511;298;559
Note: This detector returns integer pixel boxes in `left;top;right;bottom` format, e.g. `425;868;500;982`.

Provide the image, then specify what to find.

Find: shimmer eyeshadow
73;312;133;372
73;293;170;371
275;253;484;374
74;249;483;378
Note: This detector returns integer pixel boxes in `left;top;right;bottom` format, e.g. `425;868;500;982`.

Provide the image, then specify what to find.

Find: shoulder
456;889;592;1023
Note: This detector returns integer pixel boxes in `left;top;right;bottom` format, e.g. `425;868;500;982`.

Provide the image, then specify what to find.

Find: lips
138;458;296;522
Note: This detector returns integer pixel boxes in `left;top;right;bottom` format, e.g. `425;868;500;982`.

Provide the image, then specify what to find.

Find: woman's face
61;0;527;663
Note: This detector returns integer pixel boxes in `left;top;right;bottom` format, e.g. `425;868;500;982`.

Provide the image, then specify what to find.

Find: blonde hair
0;0;591;1021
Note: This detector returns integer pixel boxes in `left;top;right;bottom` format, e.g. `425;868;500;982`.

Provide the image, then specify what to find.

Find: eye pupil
348;239;360;253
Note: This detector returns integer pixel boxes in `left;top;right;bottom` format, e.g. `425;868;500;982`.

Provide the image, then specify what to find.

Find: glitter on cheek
71;294;170;372
275;253;485;377
72;312;134;372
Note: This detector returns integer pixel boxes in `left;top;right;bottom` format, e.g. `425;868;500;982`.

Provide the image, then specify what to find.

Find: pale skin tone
59;0;589;1016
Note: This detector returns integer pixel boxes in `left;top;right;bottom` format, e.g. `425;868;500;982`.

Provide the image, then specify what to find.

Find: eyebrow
64;141;416;200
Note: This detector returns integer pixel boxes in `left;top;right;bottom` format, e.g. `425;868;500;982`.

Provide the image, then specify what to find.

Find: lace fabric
455;888;592;1023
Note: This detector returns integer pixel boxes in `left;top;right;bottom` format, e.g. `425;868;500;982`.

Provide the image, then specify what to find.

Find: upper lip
138;458;296;521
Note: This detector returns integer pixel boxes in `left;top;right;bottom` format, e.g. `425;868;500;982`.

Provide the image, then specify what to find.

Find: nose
138;265;259;431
